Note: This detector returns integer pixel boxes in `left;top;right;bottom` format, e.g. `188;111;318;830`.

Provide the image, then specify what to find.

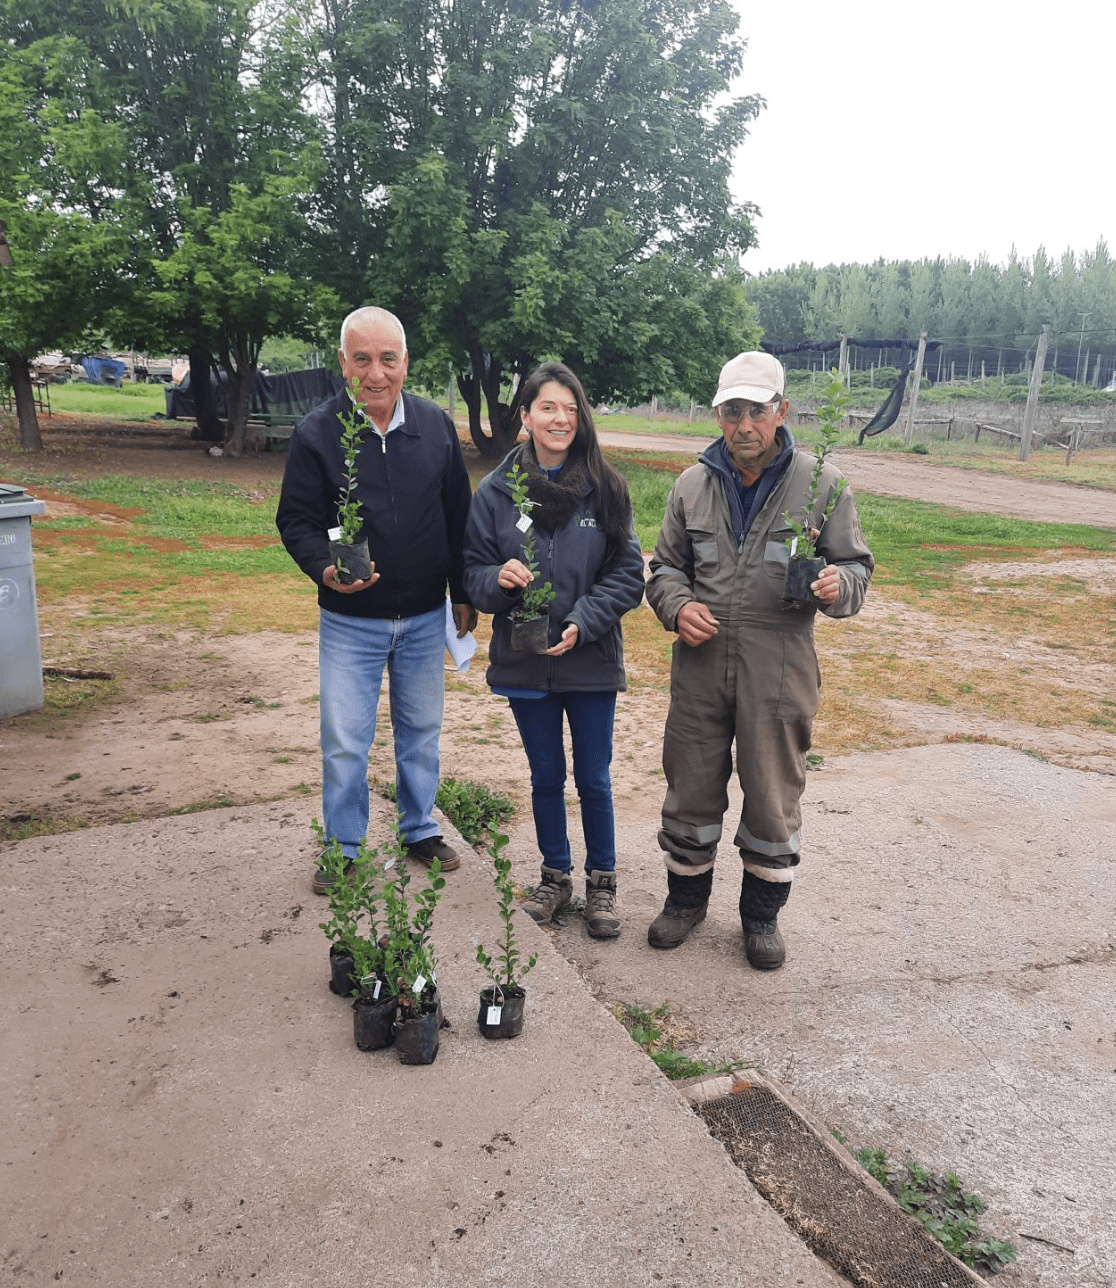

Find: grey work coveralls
646;432;873;907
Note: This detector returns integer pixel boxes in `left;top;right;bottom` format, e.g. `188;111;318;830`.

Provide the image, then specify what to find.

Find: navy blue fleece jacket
275;389;472;619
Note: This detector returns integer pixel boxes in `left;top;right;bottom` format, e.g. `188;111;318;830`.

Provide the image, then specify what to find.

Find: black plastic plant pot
510;615;549;653
394;990;441;1065
329;537;372;585
352;987;397;1051
394;1009;440;1064
783;556;826;605
328;944;357;997
477;987;526;1040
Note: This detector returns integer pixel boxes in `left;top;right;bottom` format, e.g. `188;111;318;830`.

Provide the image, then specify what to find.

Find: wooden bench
244;413;302;452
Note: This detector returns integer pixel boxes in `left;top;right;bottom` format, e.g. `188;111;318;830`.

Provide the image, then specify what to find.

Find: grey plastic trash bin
0;483;48;718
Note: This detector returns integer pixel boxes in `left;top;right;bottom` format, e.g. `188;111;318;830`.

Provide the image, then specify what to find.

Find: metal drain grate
688;1074;985;1288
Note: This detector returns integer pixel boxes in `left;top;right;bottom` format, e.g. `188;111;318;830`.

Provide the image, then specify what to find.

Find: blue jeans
508;691;617;876
319;605;445;858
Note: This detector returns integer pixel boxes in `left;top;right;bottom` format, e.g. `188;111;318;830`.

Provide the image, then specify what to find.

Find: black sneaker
312;858;354;895
647;900;707;949
404;835;461;871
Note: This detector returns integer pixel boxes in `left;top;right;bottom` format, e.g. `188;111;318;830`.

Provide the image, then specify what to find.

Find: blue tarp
81;356;127;384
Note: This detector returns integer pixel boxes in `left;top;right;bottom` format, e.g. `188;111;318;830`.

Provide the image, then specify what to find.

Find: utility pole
1075;312;1090;385
1020;324;1050;462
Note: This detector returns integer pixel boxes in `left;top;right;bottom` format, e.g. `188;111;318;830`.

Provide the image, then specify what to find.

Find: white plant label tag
383;858;395;870
328;526;342;541
487;1005;503;1025
516;513;533;533
412;974;427;994
789;536;798;557
372;979;382;999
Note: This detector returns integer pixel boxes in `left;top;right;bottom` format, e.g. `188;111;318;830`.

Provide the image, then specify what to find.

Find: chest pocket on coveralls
763;529;795;582
688;532;719;573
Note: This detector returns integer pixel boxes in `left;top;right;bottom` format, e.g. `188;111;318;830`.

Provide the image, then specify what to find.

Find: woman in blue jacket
464;363;645;938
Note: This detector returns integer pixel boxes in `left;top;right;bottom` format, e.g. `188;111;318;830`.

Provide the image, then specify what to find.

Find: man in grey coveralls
645;351;874;969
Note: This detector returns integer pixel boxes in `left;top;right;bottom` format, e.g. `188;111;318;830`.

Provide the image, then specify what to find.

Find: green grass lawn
22;457;1115;628
18;455;1116;764
48;381;169;420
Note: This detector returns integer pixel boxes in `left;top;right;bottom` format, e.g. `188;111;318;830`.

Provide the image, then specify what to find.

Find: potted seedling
313;818;362;998
783;369;848;606
380;830;446;1065
328;376;373;584
347;847;398;1051
505;462;555;652
314;820;397;1048
475;832;538;1039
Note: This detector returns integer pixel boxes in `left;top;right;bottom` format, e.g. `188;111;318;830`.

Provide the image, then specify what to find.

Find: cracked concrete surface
536;742;1116;1288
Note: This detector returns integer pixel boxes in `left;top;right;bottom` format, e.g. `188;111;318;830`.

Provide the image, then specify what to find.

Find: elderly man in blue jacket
276;306;476;892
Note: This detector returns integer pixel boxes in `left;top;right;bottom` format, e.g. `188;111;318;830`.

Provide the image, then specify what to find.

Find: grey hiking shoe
585;870;620;939
743;919;785;970
522;866;573;925
647;899;707;949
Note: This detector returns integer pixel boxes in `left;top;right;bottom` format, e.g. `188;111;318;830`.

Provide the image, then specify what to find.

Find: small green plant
851;1144;1017;1274
784;369;849;561
333;376;365;575
383;777;516;846
613;1001;740;1082
314;819;386;994
506;461;556;620
379;821;445;1018
475;830;537;996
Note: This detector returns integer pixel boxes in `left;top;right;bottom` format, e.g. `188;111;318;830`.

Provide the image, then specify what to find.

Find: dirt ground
3;415;1116;1287
3;413;1114;835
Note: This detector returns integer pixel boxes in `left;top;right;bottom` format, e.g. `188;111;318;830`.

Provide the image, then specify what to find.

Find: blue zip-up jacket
275;389;472;619
463;446;645;692
704;429;795;548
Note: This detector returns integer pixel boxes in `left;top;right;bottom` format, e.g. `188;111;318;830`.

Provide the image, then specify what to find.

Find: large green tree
4;0;334;455
0;19;128;446
312;0;762;456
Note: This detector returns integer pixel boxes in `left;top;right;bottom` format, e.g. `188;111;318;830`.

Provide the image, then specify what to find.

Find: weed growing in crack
851;1145;1017;1273
613;1001;742;1082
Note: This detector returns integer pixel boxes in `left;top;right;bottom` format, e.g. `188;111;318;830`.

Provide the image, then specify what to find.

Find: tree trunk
464;346;521;460
187;341;222;440
219;332;258;459
458;368;484;449
7;351;42;450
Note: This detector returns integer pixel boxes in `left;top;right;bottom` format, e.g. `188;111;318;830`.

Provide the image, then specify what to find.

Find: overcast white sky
729;1;1111;275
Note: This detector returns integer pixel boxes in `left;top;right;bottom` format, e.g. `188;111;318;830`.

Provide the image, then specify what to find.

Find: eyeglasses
716;399;781;425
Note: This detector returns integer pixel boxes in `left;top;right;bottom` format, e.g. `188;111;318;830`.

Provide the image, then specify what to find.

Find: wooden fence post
903;332;927;444
1019;324;1050;462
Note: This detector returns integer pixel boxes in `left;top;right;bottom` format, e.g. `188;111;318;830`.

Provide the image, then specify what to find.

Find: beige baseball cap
712;351;786;407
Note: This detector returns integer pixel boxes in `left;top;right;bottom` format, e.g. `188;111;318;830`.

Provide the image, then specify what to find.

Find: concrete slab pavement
524;743;1116;1288
2;797;843;1288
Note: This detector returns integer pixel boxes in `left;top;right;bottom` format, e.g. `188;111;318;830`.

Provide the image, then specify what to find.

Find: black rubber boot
739;868;791;970
648;868;714;949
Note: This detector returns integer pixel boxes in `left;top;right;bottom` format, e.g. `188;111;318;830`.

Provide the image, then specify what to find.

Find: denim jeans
319;605;445;858
508;690;617;876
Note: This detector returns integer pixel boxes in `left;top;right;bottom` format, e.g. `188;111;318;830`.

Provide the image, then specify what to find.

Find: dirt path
598;428;1116;528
